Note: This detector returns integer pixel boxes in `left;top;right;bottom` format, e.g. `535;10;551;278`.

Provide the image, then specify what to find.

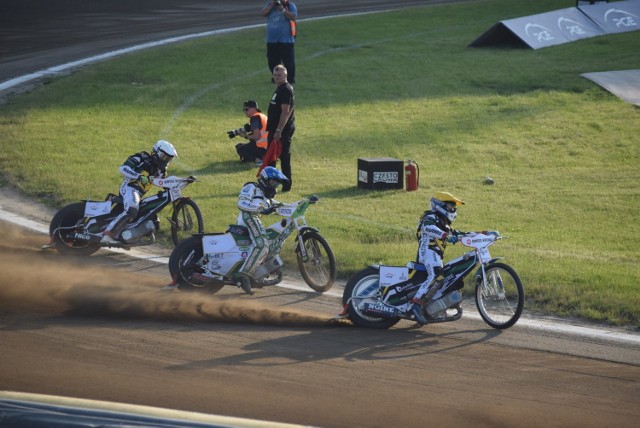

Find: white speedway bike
340;231;524;329
46;176;203;255
168;195;336;293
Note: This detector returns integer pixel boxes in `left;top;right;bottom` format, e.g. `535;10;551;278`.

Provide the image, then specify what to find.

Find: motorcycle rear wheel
168;236;224;294
170;199;204;246
343;266;400;329
296;231;336;292
49;202;100;256
475;262;524;329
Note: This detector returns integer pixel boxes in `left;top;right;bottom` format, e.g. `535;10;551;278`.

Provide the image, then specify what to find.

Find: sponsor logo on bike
463;237;494;245
363;302;397;318
277;208;294;216
156;178;180;186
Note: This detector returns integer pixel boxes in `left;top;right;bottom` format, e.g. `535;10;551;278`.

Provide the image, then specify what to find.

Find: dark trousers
268;127;294;191
267;43;295;83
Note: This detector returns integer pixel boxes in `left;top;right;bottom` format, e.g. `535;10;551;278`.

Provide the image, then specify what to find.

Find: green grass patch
1;0;639;327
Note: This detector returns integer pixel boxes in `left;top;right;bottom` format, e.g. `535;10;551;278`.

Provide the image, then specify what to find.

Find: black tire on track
171;199;204;246
296;231;336;292
49;202;100;256
475;262;525;329
168;236;224;294
343;266;401;329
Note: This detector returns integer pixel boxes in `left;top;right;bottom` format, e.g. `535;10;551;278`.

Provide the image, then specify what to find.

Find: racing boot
100;230;119;245
100;217;129;245
409;299;428;326
235;272;254;295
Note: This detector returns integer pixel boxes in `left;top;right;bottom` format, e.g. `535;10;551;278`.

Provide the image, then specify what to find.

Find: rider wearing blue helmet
235;166;290;294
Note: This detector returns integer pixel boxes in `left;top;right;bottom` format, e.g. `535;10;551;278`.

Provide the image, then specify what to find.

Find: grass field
0;0;639;327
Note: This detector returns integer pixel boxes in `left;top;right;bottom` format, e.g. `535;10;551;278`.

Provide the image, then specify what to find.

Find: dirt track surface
1;1;640;427
1;221;639;427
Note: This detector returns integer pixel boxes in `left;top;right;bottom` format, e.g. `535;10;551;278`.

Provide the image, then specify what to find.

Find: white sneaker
100;233;119;245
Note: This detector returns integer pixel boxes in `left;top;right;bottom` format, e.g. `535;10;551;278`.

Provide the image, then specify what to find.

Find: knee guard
126;206;139;221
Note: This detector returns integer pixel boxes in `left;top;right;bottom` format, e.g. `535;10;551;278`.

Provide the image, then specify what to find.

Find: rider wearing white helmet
100;140;177;245
410;191;465;325
234;166;290;294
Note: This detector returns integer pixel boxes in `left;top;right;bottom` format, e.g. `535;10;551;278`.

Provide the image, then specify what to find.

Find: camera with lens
227;123;252;139
274;0;282;6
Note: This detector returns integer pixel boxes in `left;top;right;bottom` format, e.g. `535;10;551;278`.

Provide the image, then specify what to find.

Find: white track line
2;207;639;346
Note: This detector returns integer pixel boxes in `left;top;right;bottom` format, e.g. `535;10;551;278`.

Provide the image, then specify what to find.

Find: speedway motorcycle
168;195;336;293
340;231;524;329
45;176;204;256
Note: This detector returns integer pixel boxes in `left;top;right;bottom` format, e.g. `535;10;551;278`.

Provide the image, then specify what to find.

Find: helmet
152;140;177;168
258;166;289;199
430;191;465;223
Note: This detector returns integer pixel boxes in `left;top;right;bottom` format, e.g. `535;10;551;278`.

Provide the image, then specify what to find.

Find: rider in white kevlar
235;166;289;295
410;192;465;325
100;140;177;245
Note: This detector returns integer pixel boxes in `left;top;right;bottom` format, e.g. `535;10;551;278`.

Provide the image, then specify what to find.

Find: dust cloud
0;221;345;327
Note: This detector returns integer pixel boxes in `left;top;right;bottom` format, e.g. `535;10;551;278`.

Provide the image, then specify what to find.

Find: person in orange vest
229;100;269;166
260;0;297;84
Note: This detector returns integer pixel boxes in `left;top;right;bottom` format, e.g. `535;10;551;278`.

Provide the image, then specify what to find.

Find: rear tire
168;236;224;294
296;231;336;292
343;267;400;329
49;203;100;256
171;199;204;246
475;262;524;329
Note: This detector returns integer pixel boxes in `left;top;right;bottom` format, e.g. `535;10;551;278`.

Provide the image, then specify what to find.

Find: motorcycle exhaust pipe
426;290;462;317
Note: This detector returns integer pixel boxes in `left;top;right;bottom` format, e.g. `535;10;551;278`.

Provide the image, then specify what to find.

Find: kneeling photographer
228;100;268;166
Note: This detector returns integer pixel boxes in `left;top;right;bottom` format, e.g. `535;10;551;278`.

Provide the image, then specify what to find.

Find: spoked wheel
296;231;336;292
475;262;525;329
170;199;204;246
343;267;401;329
168;236;224;294
49;202;101;256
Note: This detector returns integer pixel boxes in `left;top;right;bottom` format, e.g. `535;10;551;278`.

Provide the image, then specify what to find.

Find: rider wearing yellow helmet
410;192;465;325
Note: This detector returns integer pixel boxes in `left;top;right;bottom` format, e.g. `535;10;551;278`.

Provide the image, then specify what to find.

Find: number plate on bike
169;187;182;201
84;201;111;217
379;266;409;287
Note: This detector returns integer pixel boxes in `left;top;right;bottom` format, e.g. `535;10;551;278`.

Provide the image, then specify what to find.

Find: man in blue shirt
260;1;297;83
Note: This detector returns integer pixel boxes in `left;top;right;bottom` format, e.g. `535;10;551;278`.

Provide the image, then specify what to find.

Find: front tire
475;262;524;329
343;267;400;329
296;231;336;292
49;202;100;256
168;236;224;294
171;199;204;246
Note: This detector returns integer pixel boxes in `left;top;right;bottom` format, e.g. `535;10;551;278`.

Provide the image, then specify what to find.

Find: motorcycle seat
105;193;123;204
406;261;427;271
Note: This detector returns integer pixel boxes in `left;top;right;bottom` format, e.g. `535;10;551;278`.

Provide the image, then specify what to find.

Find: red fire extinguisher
405;159;419;191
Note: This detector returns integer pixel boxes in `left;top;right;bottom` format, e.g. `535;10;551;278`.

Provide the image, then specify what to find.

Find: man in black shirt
265;64;295;192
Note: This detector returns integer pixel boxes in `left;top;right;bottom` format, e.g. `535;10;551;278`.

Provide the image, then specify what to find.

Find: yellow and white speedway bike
341;231;524;329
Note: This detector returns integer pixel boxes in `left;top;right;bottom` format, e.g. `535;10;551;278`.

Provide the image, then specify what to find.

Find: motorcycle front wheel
296;231;336;292
168;236;224;294
475;262;525;329
170;199;204;246
343;266;401;329
49;202;101;256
